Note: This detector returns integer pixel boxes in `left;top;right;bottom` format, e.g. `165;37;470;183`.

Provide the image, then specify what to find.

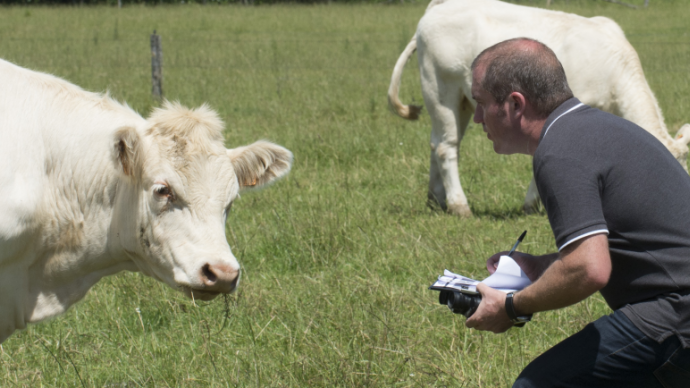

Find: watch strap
505;291;532;327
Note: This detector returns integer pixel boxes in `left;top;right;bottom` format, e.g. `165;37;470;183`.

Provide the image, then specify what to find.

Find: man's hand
486;251;557;282
464;283;514;333
468;234;610;333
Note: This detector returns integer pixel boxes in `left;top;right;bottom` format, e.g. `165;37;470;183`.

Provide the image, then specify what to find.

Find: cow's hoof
447;203;473;218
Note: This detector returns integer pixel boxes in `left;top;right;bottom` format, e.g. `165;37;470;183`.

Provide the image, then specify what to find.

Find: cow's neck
25;127;142;324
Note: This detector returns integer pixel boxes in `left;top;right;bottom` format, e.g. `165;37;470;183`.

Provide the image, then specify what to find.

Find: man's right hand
486;251;557;282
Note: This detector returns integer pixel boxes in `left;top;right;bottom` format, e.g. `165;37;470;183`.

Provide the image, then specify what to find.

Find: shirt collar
539;97;585;143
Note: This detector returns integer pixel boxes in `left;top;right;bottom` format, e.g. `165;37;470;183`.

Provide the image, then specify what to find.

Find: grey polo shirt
533;98;690;347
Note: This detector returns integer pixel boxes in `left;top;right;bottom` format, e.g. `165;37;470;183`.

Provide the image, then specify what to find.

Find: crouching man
466;38;690;387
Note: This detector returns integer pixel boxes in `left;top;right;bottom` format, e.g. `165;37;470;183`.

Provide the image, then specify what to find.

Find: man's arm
513;233;611;315
465;233;611;333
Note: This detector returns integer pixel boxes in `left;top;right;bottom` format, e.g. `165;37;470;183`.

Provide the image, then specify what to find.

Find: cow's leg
523;177;541;214
424;81;472;217
427;148;445;209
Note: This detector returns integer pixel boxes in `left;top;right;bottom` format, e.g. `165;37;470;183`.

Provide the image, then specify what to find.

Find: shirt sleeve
534;153;609;251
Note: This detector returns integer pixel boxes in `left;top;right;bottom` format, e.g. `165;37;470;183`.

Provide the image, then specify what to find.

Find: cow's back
417;0;640;113
417;0;675;158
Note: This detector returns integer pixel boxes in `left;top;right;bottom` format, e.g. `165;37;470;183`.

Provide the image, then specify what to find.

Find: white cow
0;59;293;343
388;0;690;217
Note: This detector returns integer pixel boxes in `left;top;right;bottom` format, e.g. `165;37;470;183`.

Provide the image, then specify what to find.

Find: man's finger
476;282;491;294
465;316;481;330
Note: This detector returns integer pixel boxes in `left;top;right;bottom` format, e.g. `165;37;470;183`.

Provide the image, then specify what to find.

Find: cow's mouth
181;286;222;301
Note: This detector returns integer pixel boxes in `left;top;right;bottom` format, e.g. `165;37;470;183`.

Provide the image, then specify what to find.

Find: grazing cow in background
388;0;690;217
0;59;293;343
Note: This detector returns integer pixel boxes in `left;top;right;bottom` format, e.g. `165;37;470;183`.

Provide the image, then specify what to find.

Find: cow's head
113;102;292;300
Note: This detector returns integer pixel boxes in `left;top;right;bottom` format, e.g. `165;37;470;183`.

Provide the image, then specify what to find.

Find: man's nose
473;106;483;123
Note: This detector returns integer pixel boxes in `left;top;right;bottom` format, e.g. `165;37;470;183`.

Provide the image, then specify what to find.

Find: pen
507;230;527;257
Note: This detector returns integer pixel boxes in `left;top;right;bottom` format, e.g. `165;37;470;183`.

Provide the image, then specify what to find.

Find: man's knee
512;364;552;388
512;376;534;388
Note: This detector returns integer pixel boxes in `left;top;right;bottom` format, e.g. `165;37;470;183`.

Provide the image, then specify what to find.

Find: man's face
471;66;520;155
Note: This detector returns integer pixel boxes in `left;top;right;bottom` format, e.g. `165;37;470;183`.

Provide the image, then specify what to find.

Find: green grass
1;1;689;386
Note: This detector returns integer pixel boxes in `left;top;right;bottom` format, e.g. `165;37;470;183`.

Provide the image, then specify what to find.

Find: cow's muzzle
200;263;239;292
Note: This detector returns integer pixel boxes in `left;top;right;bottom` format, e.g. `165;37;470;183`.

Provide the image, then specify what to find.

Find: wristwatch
505;292;533;327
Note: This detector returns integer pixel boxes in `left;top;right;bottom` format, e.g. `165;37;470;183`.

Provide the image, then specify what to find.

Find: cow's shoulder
0;164;44;256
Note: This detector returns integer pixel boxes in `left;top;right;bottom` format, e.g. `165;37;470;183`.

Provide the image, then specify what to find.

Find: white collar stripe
543;103;585;138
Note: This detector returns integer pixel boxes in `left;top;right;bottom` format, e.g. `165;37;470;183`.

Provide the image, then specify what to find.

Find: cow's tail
675;123;690;146
387;36;423;120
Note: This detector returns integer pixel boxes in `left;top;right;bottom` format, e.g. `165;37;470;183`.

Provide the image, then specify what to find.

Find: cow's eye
154;185;173;200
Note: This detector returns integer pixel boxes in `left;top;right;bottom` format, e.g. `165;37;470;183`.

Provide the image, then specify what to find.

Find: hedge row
0;0;581;5
0;0;664;7
2;0;419;4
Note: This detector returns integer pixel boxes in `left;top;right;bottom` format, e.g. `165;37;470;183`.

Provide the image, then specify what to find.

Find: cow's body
0;59;293;343
388;0;690;216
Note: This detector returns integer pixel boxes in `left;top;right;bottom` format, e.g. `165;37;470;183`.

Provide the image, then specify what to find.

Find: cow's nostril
202;263;217;284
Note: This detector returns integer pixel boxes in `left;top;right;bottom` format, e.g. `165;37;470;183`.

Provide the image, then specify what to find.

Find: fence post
151;31;163;101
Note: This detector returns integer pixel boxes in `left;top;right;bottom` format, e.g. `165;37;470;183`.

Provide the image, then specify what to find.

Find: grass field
1;1;689;386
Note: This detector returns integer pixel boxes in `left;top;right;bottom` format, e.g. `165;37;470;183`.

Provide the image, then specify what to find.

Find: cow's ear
227;141;293;190
114;126;143;180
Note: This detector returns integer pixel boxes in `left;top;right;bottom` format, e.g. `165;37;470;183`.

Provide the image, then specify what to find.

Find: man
465;38;690;387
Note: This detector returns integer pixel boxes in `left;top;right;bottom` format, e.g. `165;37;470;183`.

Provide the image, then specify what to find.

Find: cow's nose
200;263;239;293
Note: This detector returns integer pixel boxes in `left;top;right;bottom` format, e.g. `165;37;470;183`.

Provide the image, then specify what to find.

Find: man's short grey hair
471;38;574;118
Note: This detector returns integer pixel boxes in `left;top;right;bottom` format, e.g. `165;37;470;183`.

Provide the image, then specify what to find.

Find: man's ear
508;92;527;118
227;140;293;190
114;126;143;180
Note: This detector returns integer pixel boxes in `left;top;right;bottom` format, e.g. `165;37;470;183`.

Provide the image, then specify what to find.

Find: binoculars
439;290;482;318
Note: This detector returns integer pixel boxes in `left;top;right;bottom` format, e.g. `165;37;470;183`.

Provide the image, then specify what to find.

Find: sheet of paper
480;255;531;292
429;255;531;294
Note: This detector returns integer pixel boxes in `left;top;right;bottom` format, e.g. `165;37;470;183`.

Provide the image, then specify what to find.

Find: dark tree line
0;0;662;6
0;0;409;4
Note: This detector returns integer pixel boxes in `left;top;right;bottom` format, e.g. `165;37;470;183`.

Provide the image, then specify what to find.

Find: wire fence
1;31;687;101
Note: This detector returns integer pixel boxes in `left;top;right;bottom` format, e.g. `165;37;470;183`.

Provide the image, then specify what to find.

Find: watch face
512;315;532;325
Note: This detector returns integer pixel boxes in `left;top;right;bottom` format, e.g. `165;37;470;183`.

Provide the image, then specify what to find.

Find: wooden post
151;31;163;101
118;0;121;8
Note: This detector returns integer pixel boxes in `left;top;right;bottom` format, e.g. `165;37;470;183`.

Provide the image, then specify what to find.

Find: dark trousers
513;310;690;388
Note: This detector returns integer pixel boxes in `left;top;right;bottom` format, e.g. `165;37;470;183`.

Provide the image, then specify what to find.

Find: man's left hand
464;283;514;333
